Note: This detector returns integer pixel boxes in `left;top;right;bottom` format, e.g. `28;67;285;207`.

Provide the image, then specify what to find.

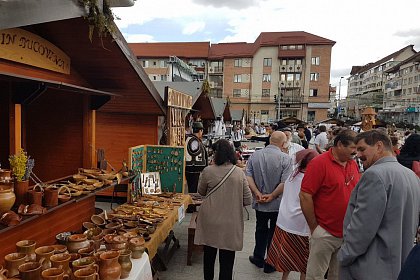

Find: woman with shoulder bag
194;139;252;280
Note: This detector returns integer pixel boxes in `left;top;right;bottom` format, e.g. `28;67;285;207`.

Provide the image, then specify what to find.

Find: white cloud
182;21;206;35
113;0;420;97
124;33;155;43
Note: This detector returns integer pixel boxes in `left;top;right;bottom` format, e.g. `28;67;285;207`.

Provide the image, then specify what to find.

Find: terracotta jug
41;267;69;280
118;249;132;279
44;186;58;207
0;182;16;214
99;251;121;280
129;237;145;259
14;180;29;207
35;245;55;270
16;240;36;262
28;184;43;206
66;234;92;253
50;253;72;277
0;265;8;280
73;267;99;280
71;257;98;273
4;252;27;278
18;261;42;280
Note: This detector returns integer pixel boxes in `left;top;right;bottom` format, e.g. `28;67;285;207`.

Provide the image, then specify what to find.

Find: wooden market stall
0;0;164;261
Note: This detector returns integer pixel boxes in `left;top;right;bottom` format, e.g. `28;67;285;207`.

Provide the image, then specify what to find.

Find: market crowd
190;120;420;280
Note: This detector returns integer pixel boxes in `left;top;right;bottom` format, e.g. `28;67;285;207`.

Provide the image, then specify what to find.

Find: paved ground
96;201;301;280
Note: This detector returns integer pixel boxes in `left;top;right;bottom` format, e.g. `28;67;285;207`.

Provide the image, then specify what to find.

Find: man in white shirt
314;125;328;154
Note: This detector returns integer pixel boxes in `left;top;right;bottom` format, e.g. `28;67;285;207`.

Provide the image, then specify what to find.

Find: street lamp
338;76;344;118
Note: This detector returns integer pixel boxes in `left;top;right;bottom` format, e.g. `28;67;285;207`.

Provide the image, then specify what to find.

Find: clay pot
57;186;71;204
34;245;55;270
50;253;72;278
18;261;42;280
4;252;27;278
14;180;29;207
27;184;43;206
72;257;98;273
0;265;8;280
73;267;99;280
41;267;69;280
44;186;58;207
66;234;92;253
118;249;132;279
99;251;121;280
0;182;16;214
52;244;68;254
90;215;105;227
129;237;146;259
0;169;11;181
16;240;36;262
78;247;95;258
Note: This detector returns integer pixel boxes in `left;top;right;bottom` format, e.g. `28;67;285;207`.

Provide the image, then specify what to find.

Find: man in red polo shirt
299;129;360;280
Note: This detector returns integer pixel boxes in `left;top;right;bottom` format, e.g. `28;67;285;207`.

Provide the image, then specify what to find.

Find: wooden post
9;103;22;154
83;97;96;168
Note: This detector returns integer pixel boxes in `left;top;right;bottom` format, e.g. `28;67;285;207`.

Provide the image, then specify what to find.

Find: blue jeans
253;210;278;263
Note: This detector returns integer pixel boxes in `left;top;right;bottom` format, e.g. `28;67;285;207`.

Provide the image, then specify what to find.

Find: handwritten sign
0;28;71;74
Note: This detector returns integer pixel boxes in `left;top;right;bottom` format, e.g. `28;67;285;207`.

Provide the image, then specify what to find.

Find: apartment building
346;45;417;120
129;32;335;123
381;52;420;125
129;42;210;82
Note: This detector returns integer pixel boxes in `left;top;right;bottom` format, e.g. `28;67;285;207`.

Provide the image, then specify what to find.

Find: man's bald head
270;131;287;148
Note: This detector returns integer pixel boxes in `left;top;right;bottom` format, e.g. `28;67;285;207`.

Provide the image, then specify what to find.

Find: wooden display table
0;176;132;263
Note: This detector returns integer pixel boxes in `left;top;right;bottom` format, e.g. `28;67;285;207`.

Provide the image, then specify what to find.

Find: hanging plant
202;80;210;97
80;0;118;42
9;148;28;182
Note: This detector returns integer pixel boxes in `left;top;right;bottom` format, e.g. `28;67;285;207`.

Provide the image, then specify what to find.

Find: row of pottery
3;238;137;280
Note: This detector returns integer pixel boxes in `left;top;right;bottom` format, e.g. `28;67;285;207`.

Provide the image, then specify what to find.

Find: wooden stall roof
280;116;305;125
210;97;231;121
1;17;165;115
230;109;245;121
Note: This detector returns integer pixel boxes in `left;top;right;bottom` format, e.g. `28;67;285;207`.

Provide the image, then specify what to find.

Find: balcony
279;64;303;73
209;81;223;88
279;80;302;89
209;66;223;74
281;96;303;104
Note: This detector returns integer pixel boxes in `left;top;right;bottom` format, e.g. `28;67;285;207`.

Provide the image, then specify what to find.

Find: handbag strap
205;165;236;199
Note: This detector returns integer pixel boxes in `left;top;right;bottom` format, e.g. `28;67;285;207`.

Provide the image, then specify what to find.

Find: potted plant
9;148;34;206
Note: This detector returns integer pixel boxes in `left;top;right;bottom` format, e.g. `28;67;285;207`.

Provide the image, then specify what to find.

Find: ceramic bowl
91;215;105;227
72;174;87;183
56;232;72;245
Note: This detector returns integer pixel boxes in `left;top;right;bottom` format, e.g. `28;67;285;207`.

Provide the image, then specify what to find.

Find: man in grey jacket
338;130;420;280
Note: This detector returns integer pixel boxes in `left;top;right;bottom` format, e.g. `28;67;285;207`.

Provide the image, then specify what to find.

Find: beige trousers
306;225;343;280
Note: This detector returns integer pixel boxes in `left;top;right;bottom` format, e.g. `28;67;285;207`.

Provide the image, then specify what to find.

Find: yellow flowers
9;148;28;182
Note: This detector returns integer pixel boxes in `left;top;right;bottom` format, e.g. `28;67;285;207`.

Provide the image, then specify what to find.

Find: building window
233;89;241;97
160;75;167;81
152;75;157;81
262;89;270;97
280;74;286;81
307;111;316;122
287;74;294;81
153;61;157;66
310;73;320;81
309;89;318;97
261;110;269;115
311;57;320;65
295;73;301;80
234;59;242;67
160;60;167;68
263;74;271;82
263;58;272;67
234;75;242;83
297;45;303;50
142;60;148;68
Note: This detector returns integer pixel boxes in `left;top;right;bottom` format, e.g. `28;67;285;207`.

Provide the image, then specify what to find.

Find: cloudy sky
112;0;420;97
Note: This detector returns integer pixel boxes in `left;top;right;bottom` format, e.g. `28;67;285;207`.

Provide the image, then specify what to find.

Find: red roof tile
255;31;336;46
209;42;255;59
129;42;210;58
